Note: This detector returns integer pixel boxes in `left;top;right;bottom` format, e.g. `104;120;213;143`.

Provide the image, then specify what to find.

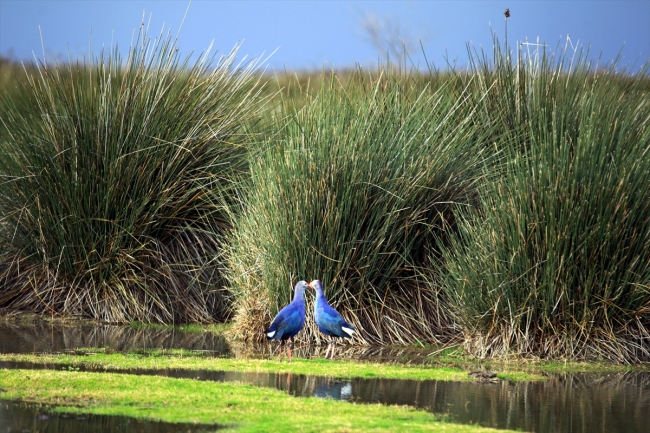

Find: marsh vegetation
1;27;649;363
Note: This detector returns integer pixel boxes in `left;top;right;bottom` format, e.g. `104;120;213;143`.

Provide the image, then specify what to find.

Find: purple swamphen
308;279;356;359
264;280;308;362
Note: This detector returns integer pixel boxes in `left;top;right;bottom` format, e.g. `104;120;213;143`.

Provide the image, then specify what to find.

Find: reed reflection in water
0;400;222;433
0;321;231;355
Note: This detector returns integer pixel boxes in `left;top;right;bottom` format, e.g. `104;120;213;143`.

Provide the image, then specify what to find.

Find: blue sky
1;1;649;71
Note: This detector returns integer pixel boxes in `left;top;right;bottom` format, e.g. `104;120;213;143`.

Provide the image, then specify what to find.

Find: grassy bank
0;368;514;432
0;351;478;381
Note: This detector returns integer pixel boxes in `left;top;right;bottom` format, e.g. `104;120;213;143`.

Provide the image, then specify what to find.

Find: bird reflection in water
314;379;353;401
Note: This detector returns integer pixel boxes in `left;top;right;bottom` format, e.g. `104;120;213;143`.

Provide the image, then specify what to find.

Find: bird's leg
287;337;293;363
324;336;334;359
278;340;285;362
330;337;337;360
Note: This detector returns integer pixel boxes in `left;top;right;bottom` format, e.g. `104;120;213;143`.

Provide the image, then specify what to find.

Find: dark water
1;321;649;433
0;321;231;355
0;400;222;433
0;320;429;362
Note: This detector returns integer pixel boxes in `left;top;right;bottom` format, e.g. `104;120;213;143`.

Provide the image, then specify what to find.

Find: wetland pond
0;399;222;433
1;321;648;433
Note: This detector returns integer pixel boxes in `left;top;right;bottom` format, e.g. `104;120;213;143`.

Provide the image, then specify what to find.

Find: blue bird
264;280;308;362
308;280;356;359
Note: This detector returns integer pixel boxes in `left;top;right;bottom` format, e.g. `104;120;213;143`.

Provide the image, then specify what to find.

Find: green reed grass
0;28;267;323
3;29;649;363
228;67;492;344
0;58;38;143
439;40;650;362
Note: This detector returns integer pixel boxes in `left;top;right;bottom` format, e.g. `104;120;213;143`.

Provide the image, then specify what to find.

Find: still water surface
0;400;222;433
1;321;648;433
0;321;231;355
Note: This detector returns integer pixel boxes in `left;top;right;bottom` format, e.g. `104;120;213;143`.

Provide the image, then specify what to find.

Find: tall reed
228;67;492;344
0;29;266;323
439;40;650;361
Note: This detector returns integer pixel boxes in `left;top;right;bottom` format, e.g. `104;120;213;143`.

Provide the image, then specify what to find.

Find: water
0;320;428;362
0;321;231;355
0;400;222;433
1;320;649;433
2;360;648;433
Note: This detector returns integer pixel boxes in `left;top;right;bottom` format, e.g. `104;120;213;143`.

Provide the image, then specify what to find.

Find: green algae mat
0;368;516;432
0;351;545;382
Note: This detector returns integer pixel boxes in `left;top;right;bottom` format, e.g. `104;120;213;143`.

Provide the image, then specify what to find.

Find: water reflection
242;340;437;363
268;371;649;433
2;360;648;433
341;372;650;433
314;380;353;400
0;400;222;433
0;319;440;364
0;321;231;355
1;320;649;433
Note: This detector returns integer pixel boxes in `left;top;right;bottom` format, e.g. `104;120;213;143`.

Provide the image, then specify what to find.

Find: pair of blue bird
264;280;355;362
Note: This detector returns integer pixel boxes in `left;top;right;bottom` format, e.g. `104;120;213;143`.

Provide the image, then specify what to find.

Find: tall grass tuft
0;28;266;323
439;40;650;362
228;67;492;344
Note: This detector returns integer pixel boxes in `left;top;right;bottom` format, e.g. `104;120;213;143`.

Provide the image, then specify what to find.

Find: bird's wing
270;303;305;338
267;307;288;330
266;304;292;336
318;303;355;337
317;306;343;334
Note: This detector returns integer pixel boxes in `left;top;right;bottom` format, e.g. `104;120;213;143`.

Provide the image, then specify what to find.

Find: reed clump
0;29;266;323
228;67;492;344
439;41;650;362
2;27;650;363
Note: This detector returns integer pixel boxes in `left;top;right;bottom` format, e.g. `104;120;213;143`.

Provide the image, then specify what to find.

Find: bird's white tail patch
266;330;276;338
341;326;355;337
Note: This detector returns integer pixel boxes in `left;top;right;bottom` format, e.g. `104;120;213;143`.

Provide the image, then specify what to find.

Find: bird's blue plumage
311;280;356;339
265;281;307;341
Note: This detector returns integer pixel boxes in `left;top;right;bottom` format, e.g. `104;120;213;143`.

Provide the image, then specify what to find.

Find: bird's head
296;280;309;291
307;279;324;295
294;281;309;299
